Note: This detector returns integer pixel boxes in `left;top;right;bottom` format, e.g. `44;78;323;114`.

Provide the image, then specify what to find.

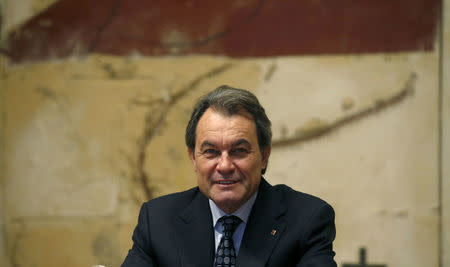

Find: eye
231;147;249;155
203;149;219;156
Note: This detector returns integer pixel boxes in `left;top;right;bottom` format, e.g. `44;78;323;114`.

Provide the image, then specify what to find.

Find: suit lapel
176;189;215;267
237;179;287;267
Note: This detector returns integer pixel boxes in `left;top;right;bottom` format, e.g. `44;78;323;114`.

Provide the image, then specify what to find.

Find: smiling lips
217;180;236;185
214;179;239;185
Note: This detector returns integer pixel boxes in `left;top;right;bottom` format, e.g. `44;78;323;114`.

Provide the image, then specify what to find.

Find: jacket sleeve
296;203;337;267
121;202;156;267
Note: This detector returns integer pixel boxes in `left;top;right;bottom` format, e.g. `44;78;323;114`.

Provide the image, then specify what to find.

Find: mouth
213;178;240;186
216;180;237;185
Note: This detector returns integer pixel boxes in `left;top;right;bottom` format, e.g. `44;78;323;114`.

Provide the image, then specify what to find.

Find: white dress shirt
208;192;258;255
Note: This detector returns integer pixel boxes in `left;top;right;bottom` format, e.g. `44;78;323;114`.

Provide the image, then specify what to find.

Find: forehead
195;108;257;143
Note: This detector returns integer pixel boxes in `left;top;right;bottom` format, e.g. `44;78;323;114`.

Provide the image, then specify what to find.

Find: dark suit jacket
122;178;337;267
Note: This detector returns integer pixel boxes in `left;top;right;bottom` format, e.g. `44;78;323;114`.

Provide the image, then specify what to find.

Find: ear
261;146;271;169
188;147;197;170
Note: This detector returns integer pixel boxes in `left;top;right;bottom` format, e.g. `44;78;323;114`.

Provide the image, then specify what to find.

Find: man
122;85;337;267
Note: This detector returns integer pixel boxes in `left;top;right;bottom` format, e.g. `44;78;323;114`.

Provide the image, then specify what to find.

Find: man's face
188;108;271;214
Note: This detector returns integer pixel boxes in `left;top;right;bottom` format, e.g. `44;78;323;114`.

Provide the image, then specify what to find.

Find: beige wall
0;0;59;39
0;1;447;267
1;55;10;267
443;0;450;266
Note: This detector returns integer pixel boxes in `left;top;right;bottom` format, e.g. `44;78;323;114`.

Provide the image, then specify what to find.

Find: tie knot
219;216;242;237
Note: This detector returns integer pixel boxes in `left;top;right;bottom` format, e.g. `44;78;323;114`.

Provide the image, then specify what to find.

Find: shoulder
272;184;330;205
265;182;334;217
262;182;335;238
140;187;202;216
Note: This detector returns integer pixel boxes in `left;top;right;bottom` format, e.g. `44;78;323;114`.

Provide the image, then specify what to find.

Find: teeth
218;181;234;184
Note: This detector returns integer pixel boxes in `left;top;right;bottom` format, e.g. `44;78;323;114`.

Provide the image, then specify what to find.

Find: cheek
234;161;259;179
196;159;216;175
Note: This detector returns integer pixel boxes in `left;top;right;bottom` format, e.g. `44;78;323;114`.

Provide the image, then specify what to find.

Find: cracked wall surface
1;52;442;267
0;1;448;267
1;55;264;267
258;54;440;266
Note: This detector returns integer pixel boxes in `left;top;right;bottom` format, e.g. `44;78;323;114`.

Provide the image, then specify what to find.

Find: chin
213;193;240;204
212;192;245;211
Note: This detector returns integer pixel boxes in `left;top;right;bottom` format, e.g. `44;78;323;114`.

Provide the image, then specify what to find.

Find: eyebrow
200;141;216;150
199;139;250;150
234;139;251;147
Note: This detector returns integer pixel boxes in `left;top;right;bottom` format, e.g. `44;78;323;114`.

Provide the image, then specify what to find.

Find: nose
216;153;235;175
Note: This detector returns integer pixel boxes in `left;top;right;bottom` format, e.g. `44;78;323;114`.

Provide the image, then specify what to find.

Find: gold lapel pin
271;229;277;236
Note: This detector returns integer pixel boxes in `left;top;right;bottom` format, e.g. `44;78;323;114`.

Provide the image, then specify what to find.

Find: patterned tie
214;215;242;267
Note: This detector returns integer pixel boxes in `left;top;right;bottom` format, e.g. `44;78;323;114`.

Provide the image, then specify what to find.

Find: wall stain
36;87;57;100
341;96;355;111
92;230;121;267
272;72;417;147
378;209;409;218
10;220;26;267
167;146;182;163
102;63;118;79
129;63;234;202
394;210;409;218
294;117;329;140
264;62;277;82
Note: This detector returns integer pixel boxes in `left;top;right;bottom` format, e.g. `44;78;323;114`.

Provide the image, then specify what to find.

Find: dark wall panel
3;0;440;63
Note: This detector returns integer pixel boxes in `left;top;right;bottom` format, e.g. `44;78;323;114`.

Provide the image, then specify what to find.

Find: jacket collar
176;189;215;267
237;178;287;266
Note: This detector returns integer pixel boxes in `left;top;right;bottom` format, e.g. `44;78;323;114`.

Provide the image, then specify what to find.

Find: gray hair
185;85;272;173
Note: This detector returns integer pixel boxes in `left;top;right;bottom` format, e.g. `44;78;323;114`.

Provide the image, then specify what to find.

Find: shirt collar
209;192;258;227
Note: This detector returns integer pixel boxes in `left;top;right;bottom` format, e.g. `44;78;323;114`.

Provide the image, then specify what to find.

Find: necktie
214;215;242;267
